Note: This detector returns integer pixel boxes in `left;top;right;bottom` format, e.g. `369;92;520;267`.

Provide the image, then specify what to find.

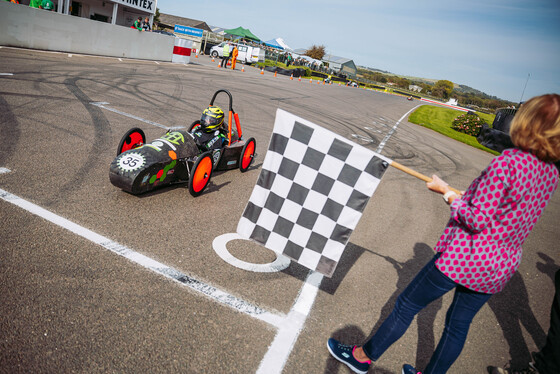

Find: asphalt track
0;47;558;374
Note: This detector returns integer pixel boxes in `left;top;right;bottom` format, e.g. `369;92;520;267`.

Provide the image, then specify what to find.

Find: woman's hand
427;174;451;195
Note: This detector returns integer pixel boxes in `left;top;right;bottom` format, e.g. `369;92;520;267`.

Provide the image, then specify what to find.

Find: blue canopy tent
264;39;284;50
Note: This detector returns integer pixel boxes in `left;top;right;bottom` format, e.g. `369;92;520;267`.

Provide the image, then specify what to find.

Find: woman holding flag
327;94;560;374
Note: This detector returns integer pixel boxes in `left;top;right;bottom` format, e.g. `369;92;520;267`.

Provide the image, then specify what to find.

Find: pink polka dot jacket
434;148;559;294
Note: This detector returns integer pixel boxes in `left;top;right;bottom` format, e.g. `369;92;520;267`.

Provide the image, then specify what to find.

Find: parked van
210;42;264;65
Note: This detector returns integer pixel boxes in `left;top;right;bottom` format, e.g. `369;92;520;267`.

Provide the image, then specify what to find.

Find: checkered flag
237;109;390;277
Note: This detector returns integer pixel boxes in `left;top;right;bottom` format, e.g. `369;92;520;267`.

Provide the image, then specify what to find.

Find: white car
210;42;263;65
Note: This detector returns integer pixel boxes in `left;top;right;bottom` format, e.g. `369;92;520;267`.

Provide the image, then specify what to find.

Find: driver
191;106;228;151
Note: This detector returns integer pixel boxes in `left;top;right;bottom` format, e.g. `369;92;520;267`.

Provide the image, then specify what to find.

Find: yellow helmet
200;106;224;132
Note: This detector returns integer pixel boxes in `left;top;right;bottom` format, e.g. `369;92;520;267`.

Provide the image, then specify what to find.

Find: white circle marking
213;233;290;273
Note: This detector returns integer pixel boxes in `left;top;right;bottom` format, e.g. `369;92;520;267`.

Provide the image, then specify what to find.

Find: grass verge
408;105;500;155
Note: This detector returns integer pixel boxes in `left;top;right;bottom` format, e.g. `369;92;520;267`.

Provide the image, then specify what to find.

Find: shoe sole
326;341;369;374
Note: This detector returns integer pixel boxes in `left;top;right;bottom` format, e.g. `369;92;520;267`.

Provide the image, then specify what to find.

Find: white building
16;0;157;28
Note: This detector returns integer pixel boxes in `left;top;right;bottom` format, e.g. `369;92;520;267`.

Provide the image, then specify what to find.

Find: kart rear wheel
189;152;213;197
189;120;201;132
239;137;256;173
117;128;145;156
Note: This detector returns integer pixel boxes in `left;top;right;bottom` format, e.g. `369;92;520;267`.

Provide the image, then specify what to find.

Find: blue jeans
362;254;492;374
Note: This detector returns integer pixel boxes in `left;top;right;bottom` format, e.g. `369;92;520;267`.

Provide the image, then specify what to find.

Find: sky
157;0;560;102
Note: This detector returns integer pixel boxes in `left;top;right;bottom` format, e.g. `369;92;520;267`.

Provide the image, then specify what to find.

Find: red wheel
188;153;213;196
239;137;256;172
117;128;145;156
189;120;201;132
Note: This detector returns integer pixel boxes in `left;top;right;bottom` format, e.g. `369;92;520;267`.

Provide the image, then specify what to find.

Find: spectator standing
40;0;53;10
220;42;231;68
142;17;151;31
28;0;41;8
132;17;143;31
327;94;560;374
286;53;293;67
231;45;238;70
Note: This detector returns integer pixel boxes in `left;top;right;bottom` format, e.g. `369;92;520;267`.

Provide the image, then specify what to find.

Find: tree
305;45;326;60
153;7;161;27
434;80;454;99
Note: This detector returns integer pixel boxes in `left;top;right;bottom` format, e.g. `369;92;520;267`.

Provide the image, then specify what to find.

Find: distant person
142;17;151;31
286;53;293;67
40;0;53;10
220;42;231;68
131;17;143;31
231;45;238;70
5;0;20;4
28;0;41;8
327;94;560;374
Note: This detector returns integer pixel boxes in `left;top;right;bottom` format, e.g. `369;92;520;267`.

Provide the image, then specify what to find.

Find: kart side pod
109;129;198;195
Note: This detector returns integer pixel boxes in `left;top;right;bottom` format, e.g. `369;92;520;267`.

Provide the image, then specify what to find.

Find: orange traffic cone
317;80;320;84
241;66;245;72
309;78;312;83
212;57;215;62
290;74;293;80
274;71;277;77
260;68;264;75
298;76;301;82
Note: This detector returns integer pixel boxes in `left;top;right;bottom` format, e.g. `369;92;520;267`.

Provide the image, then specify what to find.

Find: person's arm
427;175;461;204
427;156;511;233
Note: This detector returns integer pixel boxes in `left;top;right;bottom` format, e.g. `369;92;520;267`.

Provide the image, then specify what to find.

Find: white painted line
213;233;291;273
118;58;123;62
155;61;160;65
90;102;184;130
68;54;72;58
0;73;14;76
0;187;284;328
0;167;11;174
376;105;420;153
351;134;374;143
256;271;323;374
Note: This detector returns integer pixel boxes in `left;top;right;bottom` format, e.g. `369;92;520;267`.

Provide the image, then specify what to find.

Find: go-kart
109;89;256;197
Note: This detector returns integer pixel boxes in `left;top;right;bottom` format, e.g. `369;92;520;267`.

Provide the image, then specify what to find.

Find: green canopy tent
223;26;261;42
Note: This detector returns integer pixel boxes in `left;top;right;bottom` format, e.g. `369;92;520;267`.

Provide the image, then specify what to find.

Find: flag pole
390;161;462;195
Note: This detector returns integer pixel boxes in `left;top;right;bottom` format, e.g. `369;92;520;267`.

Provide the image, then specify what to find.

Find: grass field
408;105;500;155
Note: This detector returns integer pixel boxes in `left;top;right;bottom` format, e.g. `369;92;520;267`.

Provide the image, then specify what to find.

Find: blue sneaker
402;363;422;374
327;338;371;374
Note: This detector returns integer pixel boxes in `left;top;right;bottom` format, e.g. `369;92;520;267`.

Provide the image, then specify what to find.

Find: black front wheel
117;128;145;156
189;120;201;132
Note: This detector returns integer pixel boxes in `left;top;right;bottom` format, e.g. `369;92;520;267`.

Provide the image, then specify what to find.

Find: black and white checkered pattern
237;109;389;277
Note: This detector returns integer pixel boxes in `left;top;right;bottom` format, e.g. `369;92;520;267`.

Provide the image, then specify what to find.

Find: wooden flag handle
390;161;462;195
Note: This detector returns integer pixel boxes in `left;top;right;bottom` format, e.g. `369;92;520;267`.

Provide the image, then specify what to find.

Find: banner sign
111;0;156;13
174;25;204;38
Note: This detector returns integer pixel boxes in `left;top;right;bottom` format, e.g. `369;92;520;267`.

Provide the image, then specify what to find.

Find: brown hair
510;94;560;163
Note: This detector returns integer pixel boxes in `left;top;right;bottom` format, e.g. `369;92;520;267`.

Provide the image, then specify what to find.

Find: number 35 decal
118;152;145;172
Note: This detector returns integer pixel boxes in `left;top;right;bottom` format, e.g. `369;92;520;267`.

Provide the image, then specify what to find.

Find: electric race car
109;89;256;197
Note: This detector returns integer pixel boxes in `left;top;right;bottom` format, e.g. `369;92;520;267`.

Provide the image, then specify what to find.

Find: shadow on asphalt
322;245;558;373
487;252;559;370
